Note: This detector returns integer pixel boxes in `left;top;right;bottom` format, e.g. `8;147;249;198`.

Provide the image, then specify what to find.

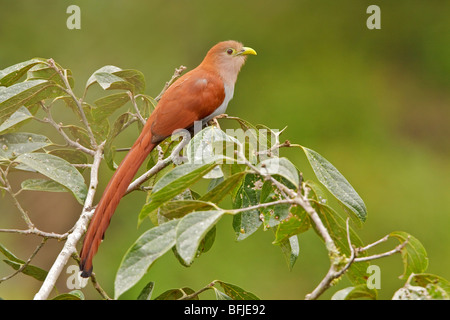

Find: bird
79;40;257;277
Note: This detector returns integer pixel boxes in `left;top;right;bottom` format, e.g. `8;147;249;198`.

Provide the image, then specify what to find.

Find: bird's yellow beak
239;47;257;56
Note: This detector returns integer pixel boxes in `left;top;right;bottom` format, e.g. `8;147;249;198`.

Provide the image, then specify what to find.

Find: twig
128;92;146;126
0;238;48;283
125;131;190;195
38;102;95;156
154;65;186;101
47;58;97;148
0;167;34;228
178;280;218;300
354;239;409;262
0;228;67;240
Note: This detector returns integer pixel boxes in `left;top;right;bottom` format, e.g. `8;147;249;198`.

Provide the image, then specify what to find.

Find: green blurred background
1;0;449;300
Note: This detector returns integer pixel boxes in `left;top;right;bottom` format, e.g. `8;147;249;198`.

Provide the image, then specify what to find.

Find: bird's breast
201;82;234;123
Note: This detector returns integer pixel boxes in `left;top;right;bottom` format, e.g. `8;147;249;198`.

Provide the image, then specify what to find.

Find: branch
0;166;34;228
125;130;190;195
154;65;186;101
47;58;97;148
0;238;47;283
38;102;96;156
33;144;104;300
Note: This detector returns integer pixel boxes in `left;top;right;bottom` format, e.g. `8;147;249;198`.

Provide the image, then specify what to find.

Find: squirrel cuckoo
79;40;256;277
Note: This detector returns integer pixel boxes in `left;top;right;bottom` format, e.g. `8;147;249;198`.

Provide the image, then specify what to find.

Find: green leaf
0;243;23;263
93;92;129;122
273;214;308;245
331;285;378;300
85;65;122;89
0;106;33;134
0;58;47;86
137;281;155;300
3;259;48;281
93;72;135;92
113;69;146;94
104;113;131;170
214;288;232;300
159;200;216;220
200;171;246;204
48;149;88;171
15;153;87;204
0;133;51;160
302;146;367;222
410;273;450;299
186;126;241;166
216;281;259;300
52;290;84;300
26;63;74;88
313;202;369;285
278;235;300;271
232;174;264;240
390;231;428;279
21;179;68;193
257;157;300;189
139;162;217;224
65;125;91;148
176;210;225;265
0;80;63;123
114;219;180;299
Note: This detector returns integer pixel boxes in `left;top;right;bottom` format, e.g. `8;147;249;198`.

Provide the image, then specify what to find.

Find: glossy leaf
390;231;428;279
216;281;259;300
0;80;63;123
137;281;155;300
15;153;87;204
313;202;369;285
0;133;51;160
302;146;367;222
52;290;84;300
114;219;180;299
21;179;68;193
3;259;48;281
0;106;33;134
139;162;216;224
0;58;47;87
93;92;129;122
278;235;300;271
159;200;216;220
331;285;378;300
176;210;225;265
232;174;263;241
257;157;300;189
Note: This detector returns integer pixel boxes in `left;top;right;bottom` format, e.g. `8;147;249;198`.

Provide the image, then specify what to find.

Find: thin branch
47;59;97;148
354;240;409;262
127;92;146;126
125;131;190;195
0;167;34;228
154;65;186;101
178;280;218;300
0;228;67;240
226;199;294;215
0;238;48;283
38;102;95;156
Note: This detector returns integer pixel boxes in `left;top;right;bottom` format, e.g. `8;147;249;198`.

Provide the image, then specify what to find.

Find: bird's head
201;40;257;84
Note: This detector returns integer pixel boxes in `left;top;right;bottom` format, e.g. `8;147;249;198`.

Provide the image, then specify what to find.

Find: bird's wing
150;69;225;140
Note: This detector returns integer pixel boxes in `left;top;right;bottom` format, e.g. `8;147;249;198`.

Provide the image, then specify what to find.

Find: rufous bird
79;40;257;277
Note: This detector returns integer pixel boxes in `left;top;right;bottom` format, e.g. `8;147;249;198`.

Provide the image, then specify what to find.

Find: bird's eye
226;48;234;55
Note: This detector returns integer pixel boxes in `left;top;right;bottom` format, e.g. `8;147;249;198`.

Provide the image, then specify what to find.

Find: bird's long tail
80;127;156;277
